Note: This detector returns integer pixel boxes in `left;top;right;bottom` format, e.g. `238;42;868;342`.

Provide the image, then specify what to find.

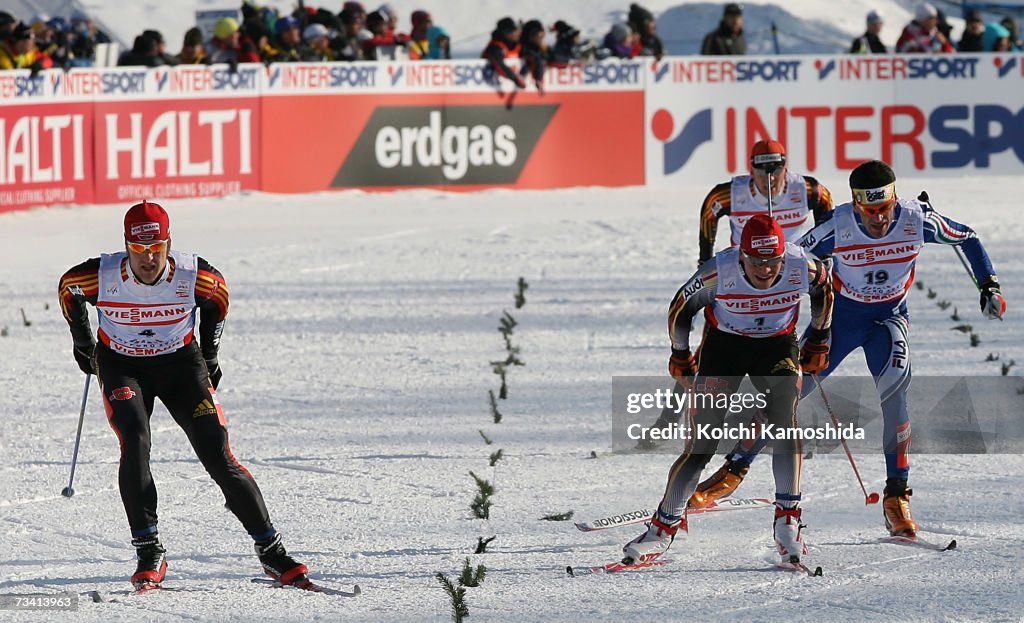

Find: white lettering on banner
374;110;516;180
0;115;86;184
104;109;252;180
0;187;76;204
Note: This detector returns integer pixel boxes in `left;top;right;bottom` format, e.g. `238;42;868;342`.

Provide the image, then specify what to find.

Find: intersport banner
260;60;644;192
90;65;261;204
644;53;1024;185
0;69;94;212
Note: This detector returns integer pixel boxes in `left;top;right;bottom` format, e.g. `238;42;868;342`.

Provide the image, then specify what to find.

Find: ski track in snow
1;180;1022;621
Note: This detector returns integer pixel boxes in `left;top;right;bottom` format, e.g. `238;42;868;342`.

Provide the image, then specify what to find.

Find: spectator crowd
1;1;1021;78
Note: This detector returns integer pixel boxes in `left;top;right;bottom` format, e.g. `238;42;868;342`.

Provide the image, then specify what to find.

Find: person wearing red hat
699;139;834;267
639;139;834;459
697;160;1006;539
621;214;834;569
58;201;311;591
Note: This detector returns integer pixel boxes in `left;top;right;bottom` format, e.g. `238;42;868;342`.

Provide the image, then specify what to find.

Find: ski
881;535;957;551
776;561;823;577
566;559;666;577
132;581;163;595
251;577;362;597
575;497;773;532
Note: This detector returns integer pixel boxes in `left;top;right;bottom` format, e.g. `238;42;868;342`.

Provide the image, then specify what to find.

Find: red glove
668;349;697;382
799;341;829;375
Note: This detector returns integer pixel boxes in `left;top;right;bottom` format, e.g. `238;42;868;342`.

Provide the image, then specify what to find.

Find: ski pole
62;374;92;498
810;374;880;505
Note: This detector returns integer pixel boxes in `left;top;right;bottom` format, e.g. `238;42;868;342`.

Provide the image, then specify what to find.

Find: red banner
92;97;260;204
260;92;644;192
0;102;94;213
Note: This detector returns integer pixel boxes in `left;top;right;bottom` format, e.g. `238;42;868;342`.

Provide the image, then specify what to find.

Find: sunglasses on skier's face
751;154;786;176
742;252;784;267
126;240;168;254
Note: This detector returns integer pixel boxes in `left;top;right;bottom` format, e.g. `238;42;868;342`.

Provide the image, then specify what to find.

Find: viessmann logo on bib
332;105;559;187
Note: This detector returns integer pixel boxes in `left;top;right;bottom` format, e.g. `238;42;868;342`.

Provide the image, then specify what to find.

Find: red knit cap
740;214;785;257
750;139;787;170
124;200;169;242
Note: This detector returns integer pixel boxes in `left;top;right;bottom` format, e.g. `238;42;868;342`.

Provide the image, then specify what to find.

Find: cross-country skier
639;139;833;455
58;201;310;589
697;139;834;267
622;215;834;566
693;160;1006;538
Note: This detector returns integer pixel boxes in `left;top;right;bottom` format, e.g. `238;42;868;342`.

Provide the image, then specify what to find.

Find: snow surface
1;177;1023;622
3;1;1024;620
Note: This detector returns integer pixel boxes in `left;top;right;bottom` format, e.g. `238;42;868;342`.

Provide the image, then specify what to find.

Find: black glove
205;358;222;389
73;344;95;375
980;278;1006;320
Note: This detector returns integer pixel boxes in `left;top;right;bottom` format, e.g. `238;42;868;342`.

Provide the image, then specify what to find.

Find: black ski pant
96;343;273;540
658;328;803;519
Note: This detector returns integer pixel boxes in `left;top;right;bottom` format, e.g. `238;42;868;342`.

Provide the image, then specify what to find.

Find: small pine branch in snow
478;430;493;445
436;573;469;623
915;281;924;291
488;390;502;424
936;300;951;310
927;288;937;299
488;449;503;467
458;557;487;587
985;352;999;362
474;535;496;554
469;471;494;519
515;277;528;308
951;324;973;334
491;362;508;399
970;333;980;347
539;511;574;521
1002;359;1015;376
951;307;961;321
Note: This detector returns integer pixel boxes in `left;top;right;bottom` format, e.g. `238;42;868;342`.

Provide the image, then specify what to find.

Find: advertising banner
90;65;261;203
0;69;94;212
644;53;1024;185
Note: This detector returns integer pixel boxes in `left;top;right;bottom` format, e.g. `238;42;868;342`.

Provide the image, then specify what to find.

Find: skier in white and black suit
622;215;834;567
58;201;311;590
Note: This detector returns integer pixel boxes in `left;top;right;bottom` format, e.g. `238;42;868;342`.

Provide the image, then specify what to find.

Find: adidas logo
192;399;218;419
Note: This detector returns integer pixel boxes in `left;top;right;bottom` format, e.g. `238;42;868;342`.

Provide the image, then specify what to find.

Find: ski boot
255;533;310;586
773;505;807;563
622;514;685;565
883;478;918;537
688;457;749;508
130;535;167;589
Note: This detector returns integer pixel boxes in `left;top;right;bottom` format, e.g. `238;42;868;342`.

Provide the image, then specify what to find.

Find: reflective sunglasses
126;240;168;254
742;252;783;267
